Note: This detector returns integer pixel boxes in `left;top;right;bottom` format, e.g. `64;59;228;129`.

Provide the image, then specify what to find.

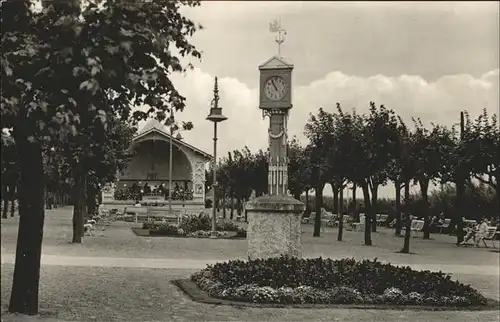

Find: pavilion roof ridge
134;124;212;160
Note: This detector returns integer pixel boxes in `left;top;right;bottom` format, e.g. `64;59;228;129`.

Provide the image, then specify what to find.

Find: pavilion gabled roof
134;119;211;160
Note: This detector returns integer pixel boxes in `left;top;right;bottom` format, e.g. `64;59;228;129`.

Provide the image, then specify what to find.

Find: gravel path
1;265;499;322
1;253;499;276
2;208;499;321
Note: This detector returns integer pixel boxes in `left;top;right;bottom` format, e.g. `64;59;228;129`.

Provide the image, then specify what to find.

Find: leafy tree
386;117;414;236
304;108;334;237
84;119;136;217
410;119;457;239
363;103;400;233
462;110;499;215
328;106;358;241
288;137;311;200
44;146;72;209
250;149;268;197
1;0;202;314
333;103;399;245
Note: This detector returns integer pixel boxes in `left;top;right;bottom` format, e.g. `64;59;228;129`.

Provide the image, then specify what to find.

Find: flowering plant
190;256;488;306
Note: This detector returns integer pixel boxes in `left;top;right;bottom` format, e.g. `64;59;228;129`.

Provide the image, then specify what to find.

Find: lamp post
206;77;227;239
167;110;184;213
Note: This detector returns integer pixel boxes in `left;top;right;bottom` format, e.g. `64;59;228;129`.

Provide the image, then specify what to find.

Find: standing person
143;182;151;194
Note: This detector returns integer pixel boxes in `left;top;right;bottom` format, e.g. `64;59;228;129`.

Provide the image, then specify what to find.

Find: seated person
474;218;489;248
460;222;478;245
84;222;94;236
134;200;142;207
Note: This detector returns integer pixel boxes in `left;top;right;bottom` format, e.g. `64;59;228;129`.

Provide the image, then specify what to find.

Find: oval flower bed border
174;256;500;311
130;227;246;239
172;279;499;311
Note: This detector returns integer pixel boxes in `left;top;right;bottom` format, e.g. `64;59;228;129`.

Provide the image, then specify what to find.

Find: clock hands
271;79;278;92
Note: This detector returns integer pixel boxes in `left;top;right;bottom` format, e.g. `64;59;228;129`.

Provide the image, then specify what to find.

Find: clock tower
258;56;294;195
246;18;305;261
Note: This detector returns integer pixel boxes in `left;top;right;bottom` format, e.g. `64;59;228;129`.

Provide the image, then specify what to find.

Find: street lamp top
206;76;228;123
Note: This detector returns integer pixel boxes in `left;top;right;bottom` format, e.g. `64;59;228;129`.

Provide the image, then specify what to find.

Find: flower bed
138;214;247;238
190;256;489;307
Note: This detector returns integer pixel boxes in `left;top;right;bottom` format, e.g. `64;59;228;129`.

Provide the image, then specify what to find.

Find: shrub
216;220;240;232
191;256;487;306
235;228;247;238
178;214;243;234
150;224;180;236
142;221;158;230
179;213;212;233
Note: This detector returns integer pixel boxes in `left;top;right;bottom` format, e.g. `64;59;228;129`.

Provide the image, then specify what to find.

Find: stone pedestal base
245;195;305;260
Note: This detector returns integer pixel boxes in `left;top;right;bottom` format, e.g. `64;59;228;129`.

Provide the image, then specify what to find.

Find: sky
143;1;500;198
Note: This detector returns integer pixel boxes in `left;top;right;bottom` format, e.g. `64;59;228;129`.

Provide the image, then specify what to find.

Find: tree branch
474;174;497;189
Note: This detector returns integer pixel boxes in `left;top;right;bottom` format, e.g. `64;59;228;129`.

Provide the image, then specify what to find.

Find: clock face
264;76;287;101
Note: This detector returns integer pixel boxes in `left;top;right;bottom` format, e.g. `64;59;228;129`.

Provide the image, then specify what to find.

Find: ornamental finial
211;77;219;109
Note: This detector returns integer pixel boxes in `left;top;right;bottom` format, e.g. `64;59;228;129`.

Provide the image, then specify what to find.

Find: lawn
1;207;499;321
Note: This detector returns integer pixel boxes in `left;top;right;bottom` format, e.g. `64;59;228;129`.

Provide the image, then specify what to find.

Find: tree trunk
404;180;410;202
236;197;242;216
9;139;45;315
72;172;87;243
243;198;248;222
361;182;372;246
2;184;9;219
98;186;102;203
455;176;465;245
337;187;344;241
419;178;431;239
10;184;16;217
332;185;339;214
401;214;411;253
313;183;324;237
222;196;227;219
305;190;309;211
230;191;234;220
496;168;499;218
395;180;402;236
370;185;378;232
352;183;357;212
86;183;97;220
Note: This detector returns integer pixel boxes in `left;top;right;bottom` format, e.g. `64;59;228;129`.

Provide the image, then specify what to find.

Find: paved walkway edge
1;253;499;276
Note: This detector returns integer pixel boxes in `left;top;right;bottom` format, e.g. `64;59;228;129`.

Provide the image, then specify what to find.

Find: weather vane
269;17;287;57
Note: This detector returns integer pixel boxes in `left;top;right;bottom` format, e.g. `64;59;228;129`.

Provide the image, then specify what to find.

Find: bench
352;214;366;232
148;208;182;225
436;218;451;234
124;206;149;223
482;226;499;248
333;215;350;228
307;212;316;225
408;220;425;238
376;214;389;226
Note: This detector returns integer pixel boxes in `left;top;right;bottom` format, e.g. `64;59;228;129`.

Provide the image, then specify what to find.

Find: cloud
137;68;498;197
160;68;499;157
